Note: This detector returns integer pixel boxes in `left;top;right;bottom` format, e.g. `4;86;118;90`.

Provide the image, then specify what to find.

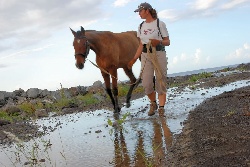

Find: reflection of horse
70;26;139;113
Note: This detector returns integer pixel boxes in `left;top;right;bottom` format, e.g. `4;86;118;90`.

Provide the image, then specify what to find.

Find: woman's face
139;9;149;19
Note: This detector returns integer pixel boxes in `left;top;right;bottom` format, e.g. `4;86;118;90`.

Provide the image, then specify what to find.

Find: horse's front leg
110;68;120;113
101;71;116;110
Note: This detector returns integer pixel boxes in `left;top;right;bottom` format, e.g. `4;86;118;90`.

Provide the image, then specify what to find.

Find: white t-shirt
137;19;169;44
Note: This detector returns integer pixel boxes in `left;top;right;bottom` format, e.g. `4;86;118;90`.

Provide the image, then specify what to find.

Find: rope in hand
145;40;167;93
129;40;167;91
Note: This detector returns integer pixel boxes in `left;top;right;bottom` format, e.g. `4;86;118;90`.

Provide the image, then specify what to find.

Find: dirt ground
166;85;250;167
164;64;250;167
0;63;250;166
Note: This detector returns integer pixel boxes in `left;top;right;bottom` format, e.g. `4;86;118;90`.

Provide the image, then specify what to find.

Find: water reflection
113;125;130;166
112;114;173;167
152;118;173;165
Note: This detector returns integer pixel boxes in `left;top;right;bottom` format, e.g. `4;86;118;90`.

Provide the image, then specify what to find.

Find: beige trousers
141;51;168;95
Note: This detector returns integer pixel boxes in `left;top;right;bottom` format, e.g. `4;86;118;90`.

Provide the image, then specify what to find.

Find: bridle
74;36;90;59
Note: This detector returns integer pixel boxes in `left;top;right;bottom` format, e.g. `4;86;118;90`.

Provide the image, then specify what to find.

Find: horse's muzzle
75;63;84;69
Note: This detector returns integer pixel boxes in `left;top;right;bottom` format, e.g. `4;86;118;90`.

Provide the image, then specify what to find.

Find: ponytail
149;9;158;19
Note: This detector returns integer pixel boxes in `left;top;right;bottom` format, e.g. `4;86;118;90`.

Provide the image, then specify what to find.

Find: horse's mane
85;30;136;34
85;30;96;32
86;30;111;33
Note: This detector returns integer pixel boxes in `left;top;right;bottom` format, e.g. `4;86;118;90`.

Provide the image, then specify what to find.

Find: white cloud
172;56;178;64
221;0;250;10
25;9;43;21
226;43;250;60
0;44;54;60
206;56;211;62
0;64;7;68
192;0;218;10
243;43;250;49
180;53;187;61
168;48;212;73
158;9;179;21
0;0;104;53
161;0;250;22
113;0;131;7
194;48;202;64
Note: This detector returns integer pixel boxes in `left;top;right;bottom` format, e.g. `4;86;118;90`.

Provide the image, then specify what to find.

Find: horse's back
86;30;139;68
114;31;139;66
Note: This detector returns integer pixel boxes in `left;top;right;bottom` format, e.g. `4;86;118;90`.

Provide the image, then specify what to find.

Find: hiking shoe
158;107;165;117
148;102;158;116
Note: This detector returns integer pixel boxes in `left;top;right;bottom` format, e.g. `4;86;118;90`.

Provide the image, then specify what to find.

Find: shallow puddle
0;80;249;167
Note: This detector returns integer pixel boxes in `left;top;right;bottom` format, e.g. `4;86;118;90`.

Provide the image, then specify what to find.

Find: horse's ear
81;26;85;35
70;27;76;37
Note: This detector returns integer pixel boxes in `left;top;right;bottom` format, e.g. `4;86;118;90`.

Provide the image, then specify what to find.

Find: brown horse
70;26;139;113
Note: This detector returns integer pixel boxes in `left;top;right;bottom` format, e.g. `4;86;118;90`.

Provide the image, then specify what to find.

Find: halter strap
74;39;90;58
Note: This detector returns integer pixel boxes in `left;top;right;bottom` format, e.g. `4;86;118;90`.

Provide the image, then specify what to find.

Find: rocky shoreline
0;80;107;118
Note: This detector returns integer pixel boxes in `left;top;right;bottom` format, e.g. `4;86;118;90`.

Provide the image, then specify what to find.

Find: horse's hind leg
123;67;137;108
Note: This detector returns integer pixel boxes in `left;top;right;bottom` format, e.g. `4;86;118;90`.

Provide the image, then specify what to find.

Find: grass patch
168;82;180;88
53;98;75;111
133;85;144;93
220;67;231;72
118;83;144;96
17;102;43;116
188;72;212;82
0;111;14;122
76;93;99;106
118;84;130;96
236;66;247;72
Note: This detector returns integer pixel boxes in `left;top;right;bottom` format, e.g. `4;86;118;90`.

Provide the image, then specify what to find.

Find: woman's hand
127;58;137;69
150;39;160;47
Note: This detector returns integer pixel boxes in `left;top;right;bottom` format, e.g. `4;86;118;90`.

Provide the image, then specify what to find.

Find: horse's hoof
113;112;120;120
114;107;121;113
126;102;131;108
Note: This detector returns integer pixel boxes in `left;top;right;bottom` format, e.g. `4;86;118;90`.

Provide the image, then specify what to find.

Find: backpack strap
139;21;144;34
157;18;163;39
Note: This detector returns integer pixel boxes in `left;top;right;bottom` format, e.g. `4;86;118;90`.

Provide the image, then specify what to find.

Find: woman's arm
161;36;170;46
127;41;143;69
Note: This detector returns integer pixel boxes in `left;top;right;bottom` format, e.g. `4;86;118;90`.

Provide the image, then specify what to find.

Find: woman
128;2;170;116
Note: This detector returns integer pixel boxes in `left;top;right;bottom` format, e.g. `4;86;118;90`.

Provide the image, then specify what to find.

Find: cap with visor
134;2;152;12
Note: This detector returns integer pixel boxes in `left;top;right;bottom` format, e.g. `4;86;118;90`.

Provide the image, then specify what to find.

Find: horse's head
70;26;90;69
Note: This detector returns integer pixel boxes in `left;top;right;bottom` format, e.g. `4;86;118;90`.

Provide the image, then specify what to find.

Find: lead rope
88;59;117;80
146;40;167;93
130;41;167;90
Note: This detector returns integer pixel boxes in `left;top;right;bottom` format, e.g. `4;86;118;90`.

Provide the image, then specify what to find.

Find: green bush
0;111;13;121
76;93;99;106
188;72;212;82
17;102;43;116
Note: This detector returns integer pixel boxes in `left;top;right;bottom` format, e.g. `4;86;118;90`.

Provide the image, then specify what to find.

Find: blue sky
0;0;250;92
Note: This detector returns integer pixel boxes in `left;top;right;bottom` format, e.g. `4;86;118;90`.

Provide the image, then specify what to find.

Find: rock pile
0;80;104;116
